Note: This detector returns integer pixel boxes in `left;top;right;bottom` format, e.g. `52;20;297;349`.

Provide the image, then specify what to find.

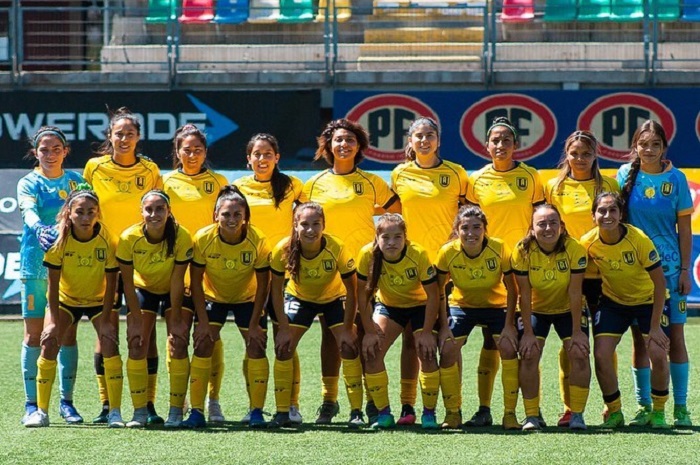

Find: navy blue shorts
131;288;194;318
374;302;436;333
285;295;344;329
525;311;589;341
199;301;268;329
593;295;671;338
448;306;506;339
582;278;602;312
60;303;102;324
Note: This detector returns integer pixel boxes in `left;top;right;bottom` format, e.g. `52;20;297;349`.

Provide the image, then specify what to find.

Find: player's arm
247;269;270;352
169;263;189;344
677;213;692;295
189;264;213;350
647;265;669;351
118;262;145;348
515;273;537;358
568;272;588;356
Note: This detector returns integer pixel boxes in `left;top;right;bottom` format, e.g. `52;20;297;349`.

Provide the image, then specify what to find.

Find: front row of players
24;181;672;431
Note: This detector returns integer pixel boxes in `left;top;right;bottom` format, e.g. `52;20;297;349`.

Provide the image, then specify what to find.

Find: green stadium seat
501;0;535;22
681;0;700;20
544;0;577;21
577;0;611;20
146;0;176;23
650;0;679;19
278;0;314;22
214;0;249;23
610;0;644;20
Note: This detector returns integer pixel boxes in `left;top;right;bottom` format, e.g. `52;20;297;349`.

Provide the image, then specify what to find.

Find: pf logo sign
578;93;676;162
460;94;557;162
345;94;440;164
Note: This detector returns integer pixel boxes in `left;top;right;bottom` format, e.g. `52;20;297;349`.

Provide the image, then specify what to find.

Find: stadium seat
610;0;644;20
248;0;280;22
501;0;535;22
577;0;611;20
681;0;700;20
146;0;176;23
316;0;352;22
543;0;577;21
179;0;215;22
649;0;679;19
214;0;249;23
278;0;314;22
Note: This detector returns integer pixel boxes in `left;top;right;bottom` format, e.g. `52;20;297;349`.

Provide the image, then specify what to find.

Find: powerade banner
0;91;321;169
334;90;700;170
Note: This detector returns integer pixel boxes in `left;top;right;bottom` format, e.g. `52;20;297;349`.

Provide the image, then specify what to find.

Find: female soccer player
234;133;304;424
116;190;193;428
24;187;119;427
581;192;671;429
512;204;590;430
163;124;228;423
435;206;519;430
358;213;440;430
83;107;164;424
269;202;363;428
182;186;271;429
301;119;399;424
545;130;619;426
617;120;693;428
465;116;545;427
390;117;468;425
17;127;85;424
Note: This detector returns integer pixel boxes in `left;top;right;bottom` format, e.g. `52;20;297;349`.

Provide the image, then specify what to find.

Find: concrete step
364;26;483;42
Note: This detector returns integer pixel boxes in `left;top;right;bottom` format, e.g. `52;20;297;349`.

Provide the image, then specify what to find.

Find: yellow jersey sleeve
270;238;289;276
163;169;228;237
356;242;374;280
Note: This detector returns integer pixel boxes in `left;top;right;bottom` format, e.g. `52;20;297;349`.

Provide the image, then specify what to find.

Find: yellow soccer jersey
511;236;587;314
270;234;356;304
83;155;163;238
580;224;662;306
391;160;469;262
163;169;228;237
117;223;193;295
43;223;119;307
436;237;512;309
234;174;303;248
466;162;545;250
300;169;395;258
192;224;270;304
357;242;436;308
545;175;619;240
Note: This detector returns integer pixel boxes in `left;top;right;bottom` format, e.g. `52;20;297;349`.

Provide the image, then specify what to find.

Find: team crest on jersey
556;259;568;272
679;301;687;314
622;251;635;265
486;258;497;271
516;177;528;191
69;180;78;191
405;268;418;279
439;175;450;188
241;251;252;265
204;182;214;194
323;260;334;272
661;182;673;196
95;248;106;262
353;182;364;195
136;176;145;189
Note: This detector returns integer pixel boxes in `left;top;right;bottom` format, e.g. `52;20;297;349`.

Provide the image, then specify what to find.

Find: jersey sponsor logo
345;94;440;163
578;93;676;162
661;182;673;196
186;248;194;258
95;248;106;262
323;259;334;272
347;258;355;269
225;259;236;269
649;250;658;261
556;259;568;272
204;182;214;194
460;93;557;162
516;177;528;191
471;268;484;279
427;265;436;276
486;258;497;271
439;174;450;188
353;182;364;195
577;256;587;267
644;186;656;199
544;270;555;281
241;251;252;265
405;267;418;279
622;251;635;265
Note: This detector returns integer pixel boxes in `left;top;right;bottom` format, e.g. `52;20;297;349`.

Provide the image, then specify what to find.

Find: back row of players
18;108;692;431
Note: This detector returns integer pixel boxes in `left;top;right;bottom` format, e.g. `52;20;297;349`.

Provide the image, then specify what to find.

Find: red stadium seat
179;0;215;23
501;0;535;22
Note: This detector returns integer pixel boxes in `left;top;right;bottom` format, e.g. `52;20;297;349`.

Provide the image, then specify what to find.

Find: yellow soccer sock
189;355;212;411
208;339;224;401
559;346;571;411
570;385;590;414
400;378;418;407
342;356;364;411
523;396;540;418
605;394;622;414
165;338;172;372
127;357;149;409
147;357;158;404
94;353;108;406
291;351;301;408
103;355;124;410
169;357;190;408
419;370;440;411
274;358;293;413
501;358;520;413
477;348;500;408
243;353;250;407
365;371;390;411
321;376;339;403
36;356;57;411
247;357;269;410
439;363;461;412
651;390;669;412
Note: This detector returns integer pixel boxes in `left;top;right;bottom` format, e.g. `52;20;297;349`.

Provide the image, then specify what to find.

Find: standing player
83;107;163;424
301;119;399;424
545;130;619;426
390;117;468;425
617;120;693;427
466;116;545;426
17;127;84;425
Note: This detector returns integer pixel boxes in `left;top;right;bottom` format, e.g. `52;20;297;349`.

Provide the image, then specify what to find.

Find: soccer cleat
24;409;50;428
536;410;547;428
268;412;292;428
396;404;417;426
649;410;671;429
371;411;396;430
569;412;587;430
21;402;39;425
93;404;110;424
181;409;207;428
464;406;493;427
365;400;379;425
348;409;366;429
240;409;251;424
629;404;652;427
164;407;183;428
421;410;439;430
502;411;521;431
601;410;624;428
522;416;542;431
673;405;692;428
249;408;266;428
59;399;84;424
441;410;462;429
146;402;164;425
208;399;225;423
289;405;303;424
107;408;125;428
126;407;149;428
557;410;572;427
315;401;340;425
